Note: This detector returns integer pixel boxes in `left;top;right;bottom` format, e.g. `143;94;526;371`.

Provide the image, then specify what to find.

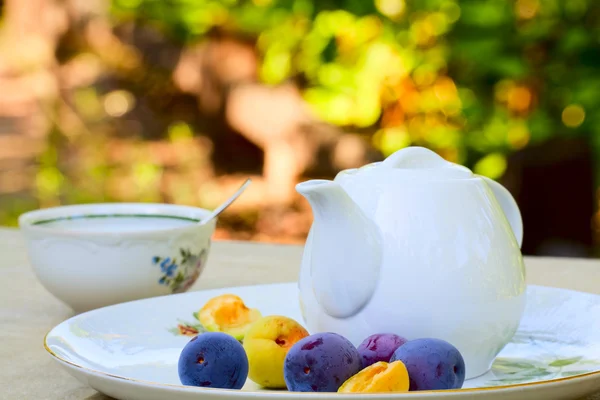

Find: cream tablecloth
1;226;599;400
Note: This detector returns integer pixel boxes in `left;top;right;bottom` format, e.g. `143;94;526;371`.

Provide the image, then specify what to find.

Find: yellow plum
197;294;261;340
243;315;309;389
338;361;410;393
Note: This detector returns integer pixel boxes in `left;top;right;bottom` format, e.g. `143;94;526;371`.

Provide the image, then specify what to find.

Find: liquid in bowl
32;215;199;233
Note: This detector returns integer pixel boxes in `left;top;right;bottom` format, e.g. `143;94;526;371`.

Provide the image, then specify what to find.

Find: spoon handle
199;178;252;224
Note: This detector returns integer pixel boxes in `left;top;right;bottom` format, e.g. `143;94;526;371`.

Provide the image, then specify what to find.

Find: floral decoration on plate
168;311;206;337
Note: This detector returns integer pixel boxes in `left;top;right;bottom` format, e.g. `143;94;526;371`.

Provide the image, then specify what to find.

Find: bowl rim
18;202;216;238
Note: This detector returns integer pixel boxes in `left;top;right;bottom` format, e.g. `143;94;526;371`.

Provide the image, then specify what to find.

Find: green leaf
549;357;583;367
528;110;554;143
520;368;553;378
490;377;535;384
320;40;338;63
459;1;511;27
493;358;537;371
557;28;590;54
193;311;200;321
491;57;528;78
560;370;590;377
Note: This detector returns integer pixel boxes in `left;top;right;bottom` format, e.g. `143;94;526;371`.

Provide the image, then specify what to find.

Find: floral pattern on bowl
154;247;208;293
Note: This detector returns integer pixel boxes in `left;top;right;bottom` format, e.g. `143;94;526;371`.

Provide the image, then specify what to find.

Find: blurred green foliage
111;0;600;179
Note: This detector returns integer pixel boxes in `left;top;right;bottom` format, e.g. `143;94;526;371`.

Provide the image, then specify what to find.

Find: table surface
2;227;600;400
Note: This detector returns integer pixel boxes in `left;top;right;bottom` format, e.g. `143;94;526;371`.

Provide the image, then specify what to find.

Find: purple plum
390;338;465;391
357;333;407;368
178;332;248;389
283;332;362;392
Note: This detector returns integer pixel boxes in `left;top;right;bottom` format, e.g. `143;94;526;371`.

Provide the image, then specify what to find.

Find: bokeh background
0;0;599;256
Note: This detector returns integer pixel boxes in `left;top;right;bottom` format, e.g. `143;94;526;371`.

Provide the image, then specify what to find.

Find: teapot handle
482;177;523;248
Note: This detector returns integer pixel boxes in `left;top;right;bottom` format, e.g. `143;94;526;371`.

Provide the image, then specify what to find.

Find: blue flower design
165;263;177;277
154;247;207;292
159;258;176;277
160;258;171;270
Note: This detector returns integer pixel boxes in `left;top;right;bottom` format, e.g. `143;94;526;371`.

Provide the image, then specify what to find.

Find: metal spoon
198;178;252;225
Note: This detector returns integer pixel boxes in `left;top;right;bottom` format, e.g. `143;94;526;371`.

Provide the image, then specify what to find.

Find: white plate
45;283;600;400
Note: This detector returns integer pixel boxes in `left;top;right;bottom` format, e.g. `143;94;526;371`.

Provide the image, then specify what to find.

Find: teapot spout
296;179;382;319
296;180;356;220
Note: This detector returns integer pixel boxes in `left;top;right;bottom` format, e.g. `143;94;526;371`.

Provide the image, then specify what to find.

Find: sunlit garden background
0;0;599;255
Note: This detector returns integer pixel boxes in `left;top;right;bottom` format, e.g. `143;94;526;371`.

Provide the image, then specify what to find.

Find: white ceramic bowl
19;203;217;313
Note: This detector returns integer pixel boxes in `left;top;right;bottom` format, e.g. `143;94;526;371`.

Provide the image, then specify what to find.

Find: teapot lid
337;147;474;182
379;146;473;179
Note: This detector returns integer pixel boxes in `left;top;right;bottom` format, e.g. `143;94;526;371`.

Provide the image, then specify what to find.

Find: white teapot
296;146;525;379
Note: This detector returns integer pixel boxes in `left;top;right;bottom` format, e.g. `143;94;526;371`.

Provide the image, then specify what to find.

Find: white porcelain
295;146;526;379
19;203;216;312
44;282;600;400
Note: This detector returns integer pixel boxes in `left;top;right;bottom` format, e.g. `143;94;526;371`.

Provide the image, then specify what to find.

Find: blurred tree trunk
502;136;595;257
174;33;382;207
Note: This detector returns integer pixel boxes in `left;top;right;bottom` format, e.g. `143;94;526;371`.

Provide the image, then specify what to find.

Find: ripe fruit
390;338;465;391
178;332;248;389
338;361;410;393
197;294;261;340
243;315;309;388
283;332;362;392
357;333;407;368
